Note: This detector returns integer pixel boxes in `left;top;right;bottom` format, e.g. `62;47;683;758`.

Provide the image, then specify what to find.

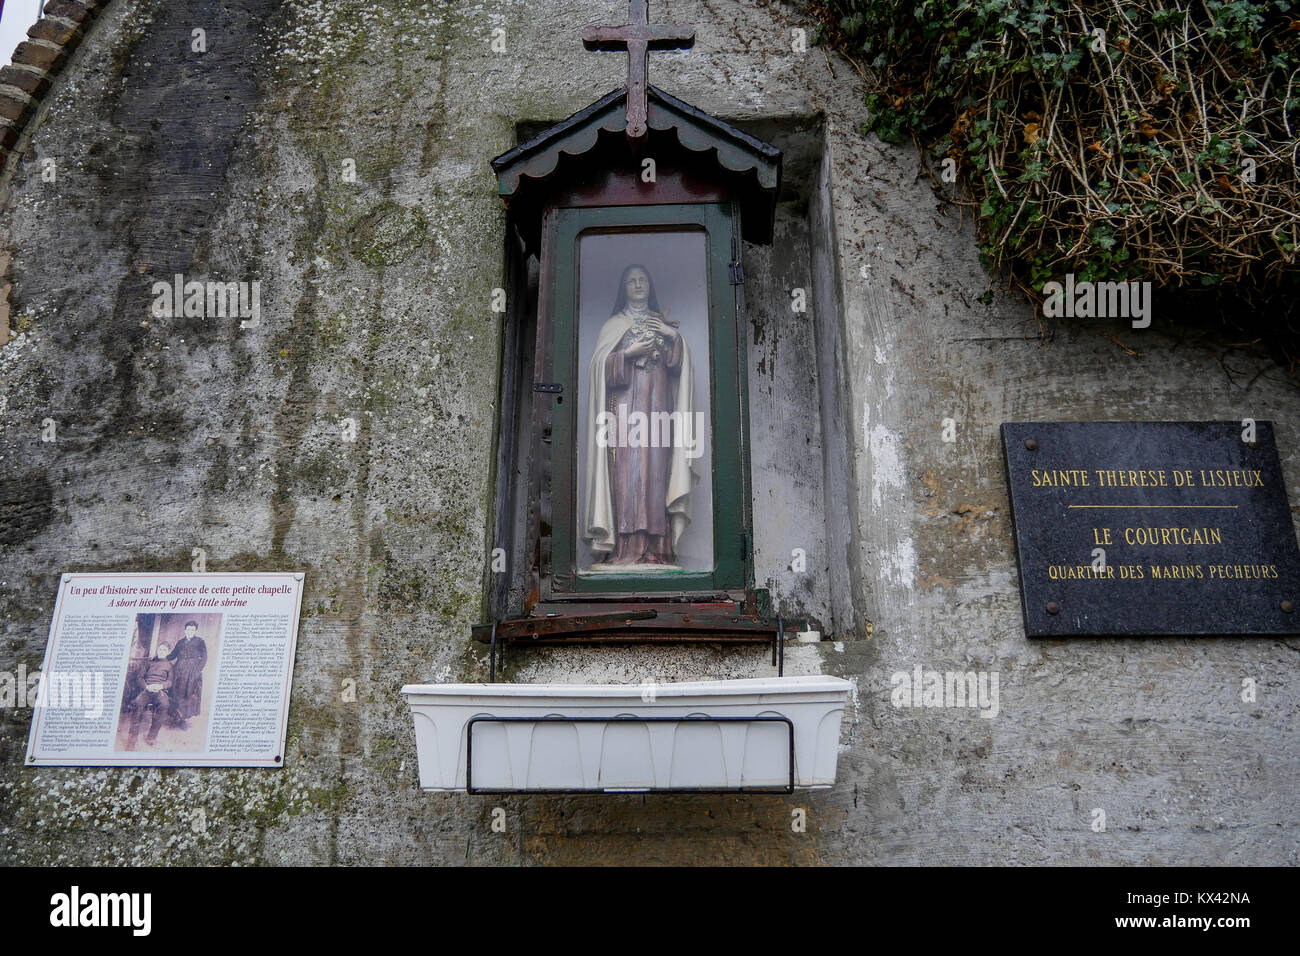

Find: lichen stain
349;202;430;267
517;796;830;865
0;474;54;545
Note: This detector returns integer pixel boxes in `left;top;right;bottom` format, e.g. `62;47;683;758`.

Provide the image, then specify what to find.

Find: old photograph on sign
115;613;220;753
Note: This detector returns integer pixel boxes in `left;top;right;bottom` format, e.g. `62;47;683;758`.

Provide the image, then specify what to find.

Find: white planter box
402;676;851;793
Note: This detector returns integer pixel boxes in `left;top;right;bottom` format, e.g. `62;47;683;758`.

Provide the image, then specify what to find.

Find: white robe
582;310;697;555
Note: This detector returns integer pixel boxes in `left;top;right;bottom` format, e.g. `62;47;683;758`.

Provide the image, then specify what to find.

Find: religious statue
582;263;697;569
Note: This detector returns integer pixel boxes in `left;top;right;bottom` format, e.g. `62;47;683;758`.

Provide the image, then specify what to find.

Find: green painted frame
544;202;750;597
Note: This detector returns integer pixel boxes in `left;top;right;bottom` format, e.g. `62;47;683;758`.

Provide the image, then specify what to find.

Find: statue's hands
642;315;678;339
624;337;653;358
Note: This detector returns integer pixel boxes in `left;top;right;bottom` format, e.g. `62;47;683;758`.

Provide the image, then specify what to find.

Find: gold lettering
1034;469;1090;487
1121;526;1223;547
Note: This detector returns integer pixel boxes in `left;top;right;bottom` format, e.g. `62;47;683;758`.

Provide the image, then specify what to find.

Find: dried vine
808;0;1300;354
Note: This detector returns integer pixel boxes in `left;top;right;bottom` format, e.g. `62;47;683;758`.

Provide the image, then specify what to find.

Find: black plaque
1001;421;1300;636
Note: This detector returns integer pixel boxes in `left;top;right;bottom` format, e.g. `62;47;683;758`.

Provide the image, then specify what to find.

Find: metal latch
533;383;563;394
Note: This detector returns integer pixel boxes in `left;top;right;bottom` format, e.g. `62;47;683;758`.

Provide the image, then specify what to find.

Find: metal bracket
729;235;744;285
533;383;563;394
778;615;785;676
771;615;785;676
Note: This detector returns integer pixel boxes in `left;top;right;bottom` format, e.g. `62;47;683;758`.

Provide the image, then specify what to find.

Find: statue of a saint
582;263;697;568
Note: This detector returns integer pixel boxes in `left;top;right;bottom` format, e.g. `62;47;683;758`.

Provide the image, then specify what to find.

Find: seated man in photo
120;624;152;711
128;642;175;747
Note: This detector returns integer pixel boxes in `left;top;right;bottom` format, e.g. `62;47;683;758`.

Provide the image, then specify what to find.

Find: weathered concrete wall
1;0;1297;865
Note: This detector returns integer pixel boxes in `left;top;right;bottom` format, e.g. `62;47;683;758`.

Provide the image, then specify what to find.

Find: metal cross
583;1;695;141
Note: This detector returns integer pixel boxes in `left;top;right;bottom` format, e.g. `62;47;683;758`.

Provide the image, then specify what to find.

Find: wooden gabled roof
491;86;782;245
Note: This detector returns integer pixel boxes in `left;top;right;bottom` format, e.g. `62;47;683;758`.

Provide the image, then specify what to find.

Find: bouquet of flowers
629;307;679;368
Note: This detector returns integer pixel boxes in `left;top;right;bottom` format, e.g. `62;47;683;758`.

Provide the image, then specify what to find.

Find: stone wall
1;0;1296;865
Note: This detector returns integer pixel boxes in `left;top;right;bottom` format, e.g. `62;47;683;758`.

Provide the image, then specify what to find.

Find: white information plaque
25;572;305;767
